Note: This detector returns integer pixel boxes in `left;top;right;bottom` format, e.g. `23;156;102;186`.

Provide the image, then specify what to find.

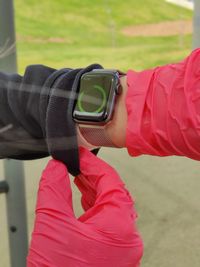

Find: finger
74;175;96;211
36;159;75;219
77;148;138;243
78;146;124;190
78;147;131;202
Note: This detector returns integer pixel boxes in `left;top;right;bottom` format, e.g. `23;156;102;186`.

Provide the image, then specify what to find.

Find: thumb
36;159;75;218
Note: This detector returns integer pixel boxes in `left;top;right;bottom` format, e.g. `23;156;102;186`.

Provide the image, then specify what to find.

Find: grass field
1;1;200;267
14;0;193;72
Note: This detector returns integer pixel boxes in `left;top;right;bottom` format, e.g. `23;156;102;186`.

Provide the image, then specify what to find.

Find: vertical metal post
0;0;17;71
0;1;28;267
3;160;28;267
193;0;200;49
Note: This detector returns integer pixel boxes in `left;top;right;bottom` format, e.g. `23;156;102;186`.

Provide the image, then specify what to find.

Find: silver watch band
79;124;116;147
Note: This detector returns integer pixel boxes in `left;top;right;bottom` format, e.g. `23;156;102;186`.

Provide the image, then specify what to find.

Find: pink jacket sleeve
126;48;200;161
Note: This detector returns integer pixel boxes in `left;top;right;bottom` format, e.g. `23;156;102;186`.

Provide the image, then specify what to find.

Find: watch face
73;72;117;123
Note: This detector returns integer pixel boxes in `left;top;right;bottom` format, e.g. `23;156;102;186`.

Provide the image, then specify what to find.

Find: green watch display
73;69;122;125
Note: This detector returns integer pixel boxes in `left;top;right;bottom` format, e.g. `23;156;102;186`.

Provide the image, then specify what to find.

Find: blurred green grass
14;0;193;73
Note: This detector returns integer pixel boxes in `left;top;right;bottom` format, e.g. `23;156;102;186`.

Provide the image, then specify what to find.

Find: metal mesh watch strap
79;124;116;147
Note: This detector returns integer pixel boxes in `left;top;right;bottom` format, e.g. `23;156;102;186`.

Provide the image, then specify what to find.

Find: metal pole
193;0;200;49
0;1;28;267
3;160;28;267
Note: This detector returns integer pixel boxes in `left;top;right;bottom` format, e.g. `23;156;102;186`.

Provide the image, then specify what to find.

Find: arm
0;65;56;160
107;49;200;161
0;63;104;175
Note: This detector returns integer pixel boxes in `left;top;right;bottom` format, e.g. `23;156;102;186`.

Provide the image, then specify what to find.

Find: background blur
1;0;200;267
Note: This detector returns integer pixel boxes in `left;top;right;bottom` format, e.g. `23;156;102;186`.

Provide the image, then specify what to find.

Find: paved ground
122;20;193;37
1;147;200;267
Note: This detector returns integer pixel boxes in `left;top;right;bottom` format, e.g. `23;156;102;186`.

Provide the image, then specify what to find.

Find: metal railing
0;1;28;267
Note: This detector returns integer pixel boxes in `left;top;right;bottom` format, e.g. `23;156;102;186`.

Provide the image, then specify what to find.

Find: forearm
108;49;200;161
0;64;104;175
0;65;56;159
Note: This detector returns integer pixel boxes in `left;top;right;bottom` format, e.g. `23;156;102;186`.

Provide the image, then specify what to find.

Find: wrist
105;75;128;148
76;74;128;149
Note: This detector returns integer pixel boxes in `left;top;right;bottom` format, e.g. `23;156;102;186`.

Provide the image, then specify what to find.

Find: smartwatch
73;69;123;147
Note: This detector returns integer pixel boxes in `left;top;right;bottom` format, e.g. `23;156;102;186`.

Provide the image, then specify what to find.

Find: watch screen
76;74;112;114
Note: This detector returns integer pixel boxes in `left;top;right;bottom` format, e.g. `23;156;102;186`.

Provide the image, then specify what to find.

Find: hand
27;147;143;267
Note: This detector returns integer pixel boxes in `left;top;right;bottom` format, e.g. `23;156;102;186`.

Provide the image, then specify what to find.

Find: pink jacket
27;49;200;266
126;48;200;160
